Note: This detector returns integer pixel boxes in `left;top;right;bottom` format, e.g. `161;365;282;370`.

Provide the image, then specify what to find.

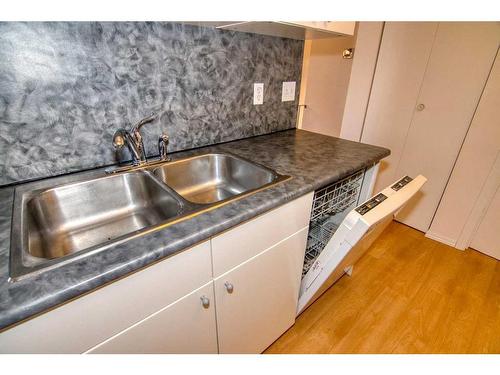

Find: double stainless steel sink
10;153;289;280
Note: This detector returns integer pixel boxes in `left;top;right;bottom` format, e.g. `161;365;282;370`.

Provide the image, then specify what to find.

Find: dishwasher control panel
391;176;413;191
355;193;388;215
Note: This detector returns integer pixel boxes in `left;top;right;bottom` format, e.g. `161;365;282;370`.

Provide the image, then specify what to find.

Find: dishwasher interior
302;169;365;277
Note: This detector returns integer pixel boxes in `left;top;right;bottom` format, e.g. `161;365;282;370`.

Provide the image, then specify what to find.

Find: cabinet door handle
200;296;210;309
224;282;234;294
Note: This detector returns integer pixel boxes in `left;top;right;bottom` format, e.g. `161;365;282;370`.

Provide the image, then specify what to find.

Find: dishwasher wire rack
303;169;364;276
309;170;364;223
302;218;339;276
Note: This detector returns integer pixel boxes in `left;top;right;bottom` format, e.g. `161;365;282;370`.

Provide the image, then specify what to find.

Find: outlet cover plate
282;81;296;102
253;83;264;105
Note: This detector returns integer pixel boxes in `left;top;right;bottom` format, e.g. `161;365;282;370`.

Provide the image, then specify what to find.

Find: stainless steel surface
112;128;143;164
25;172;183;260
112;113;158;166
105;158;167;175
10;170;187;280
158;133;171;161
224;282;234;294
10;152;290;280
200;296;210;309
152;153;287;204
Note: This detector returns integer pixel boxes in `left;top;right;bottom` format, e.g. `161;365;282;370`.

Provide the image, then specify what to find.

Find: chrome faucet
158;133;171;161
113;113;158;165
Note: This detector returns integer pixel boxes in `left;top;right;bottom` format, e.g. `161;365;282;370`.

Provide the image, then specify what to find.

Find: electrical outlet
253;83;264;105
282;81;296;102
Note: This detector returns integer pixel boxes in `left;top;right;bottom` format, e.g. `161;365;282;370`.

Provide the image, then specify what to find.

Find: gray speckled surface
0;129;390;330
0;22;302;186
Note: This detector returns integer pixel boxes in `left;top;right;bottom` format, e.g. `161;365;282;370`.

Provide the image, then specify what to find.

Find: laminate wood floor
265;221;500;354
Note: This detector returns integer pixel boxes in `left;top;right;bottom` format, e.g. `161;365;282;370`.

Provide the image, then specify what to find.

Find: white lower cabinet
86;282;218;354
214;227;309;354
0;241;213;354
0;193;313;354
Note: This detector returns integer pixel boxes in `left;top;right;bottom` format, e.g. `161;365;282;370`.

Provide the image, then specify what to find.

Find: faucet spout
132;112;158;132
113;112;158;165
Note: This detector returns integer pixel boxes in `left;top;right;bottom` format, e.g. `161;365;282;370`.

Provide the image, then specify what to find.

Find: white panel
361;22;438;193
300;36;356;137
217;22;353;40
395;22;499;231
470;160;500;259
215;227;308;354
211;192;313;277
340;22;384;142
357;163;380;204
0;241;212;353
428;50;500;247
290;22;356;36
86;282;218;354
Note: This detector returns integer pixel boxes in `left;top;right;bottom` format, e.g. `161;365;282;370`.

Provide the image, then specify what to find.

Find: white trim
456;152;500;250
424;230;460;249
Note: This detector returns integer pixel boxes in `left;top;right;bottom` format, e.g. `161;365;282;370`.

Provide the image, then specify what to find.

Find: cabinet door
214;227;308;354
0;241;212;354
362;22;499;232
393;22;499;231
87;282;217;354
361;22;438;194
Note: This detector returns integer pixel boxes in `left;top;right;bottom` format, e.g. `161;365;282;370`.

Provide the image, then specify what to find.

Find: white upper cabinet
190;22;356;40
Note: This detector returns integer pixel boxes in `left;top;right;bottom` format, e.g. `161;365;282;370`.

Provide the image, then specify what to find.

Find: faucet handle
112;129;128;150
158;133;170;161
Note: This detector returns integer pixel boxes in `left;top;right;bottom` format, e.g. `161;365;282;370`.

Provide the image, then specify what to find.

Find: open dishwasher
297;168;426;315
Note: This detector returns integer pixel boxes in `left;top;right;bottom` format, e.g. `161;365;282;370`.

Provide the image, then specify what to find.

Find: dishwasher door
297;175;427;315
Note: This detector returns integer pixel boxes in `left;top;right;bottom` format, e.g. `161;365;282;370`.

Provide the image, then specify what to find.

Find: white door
214;228;308;354
362;22;499;232
470;185;500;260
361;22;438;193
299;35;355;137
86;282;218;354
393;22;499;231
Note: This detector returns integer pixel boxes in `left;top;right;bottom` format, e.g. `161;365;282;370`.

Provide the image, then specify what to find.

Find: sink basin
151;153;288;204
10;171;184;279
10;152;289;280
25;171;183;260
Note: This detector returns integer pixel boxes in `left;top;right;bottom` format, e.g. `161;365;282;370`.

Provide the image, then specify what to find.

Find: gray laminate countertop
0;129;389;330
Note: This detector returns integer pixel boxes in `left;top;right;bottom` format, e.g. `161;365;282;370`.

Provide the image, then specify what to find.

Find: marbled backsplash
0;22;303;186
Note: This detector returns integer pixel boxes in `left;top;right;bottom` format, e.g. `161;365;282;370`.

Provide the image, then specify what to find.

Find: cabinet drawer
0;241;212;353
86;282;218;354
211;192;313;277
